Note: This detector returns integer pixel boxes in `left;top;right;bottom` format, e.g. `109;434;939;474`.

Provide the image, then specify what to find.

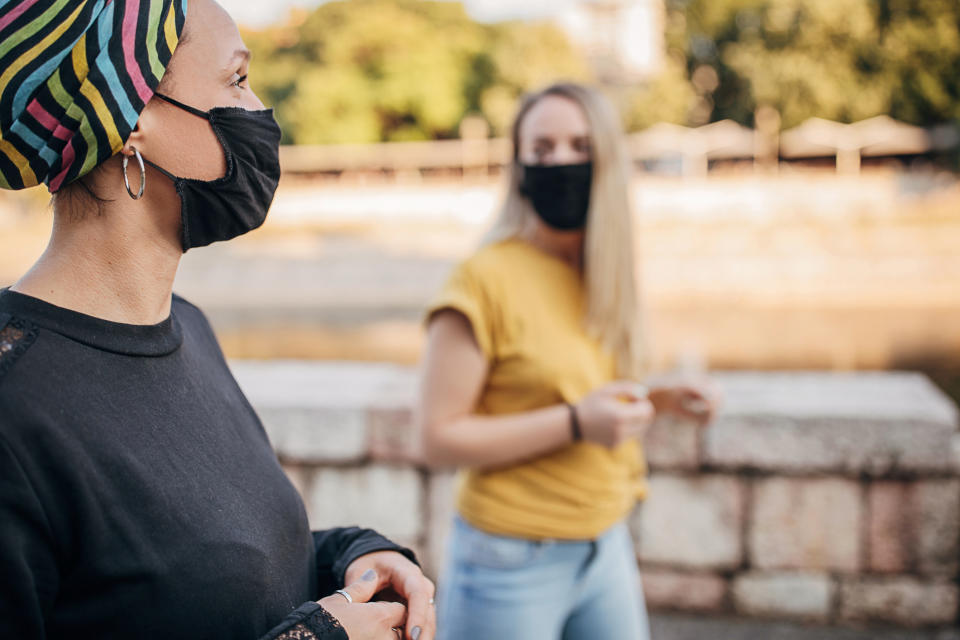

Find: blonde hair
484;82;646;378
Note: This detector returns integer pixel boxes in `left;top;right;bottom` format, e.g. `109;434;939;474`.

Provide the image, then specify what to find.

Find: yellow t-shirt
426;237;647;540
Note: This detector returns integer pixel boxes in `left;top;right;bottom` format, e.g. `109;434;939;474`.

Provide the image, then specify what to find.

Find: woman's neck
11;204;182;325
520;218;585;270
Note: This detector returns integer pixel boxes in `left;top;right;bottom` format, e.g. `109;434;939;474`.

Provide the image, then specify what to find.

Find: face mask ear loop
153;93;211;119
141;156;179;182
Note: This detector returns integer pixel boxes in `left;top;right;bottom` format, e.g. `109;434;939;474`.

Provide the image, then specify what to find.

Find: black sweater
0;289;413;639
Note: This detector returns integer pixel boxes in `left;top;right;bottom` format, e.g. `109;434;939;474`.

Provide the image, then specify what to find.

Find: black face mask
145;94;282;251
519;162;593;231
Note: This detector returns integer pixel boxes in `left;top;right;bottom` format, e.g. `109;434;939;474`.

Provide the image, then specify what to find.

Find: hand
343;551;436;640
319;569;407;640
649;380;722;426
576;381;656;448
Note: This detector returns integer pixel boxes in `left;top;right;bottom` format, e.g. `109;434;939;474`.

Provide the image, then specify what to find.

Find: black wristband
566;403;583;442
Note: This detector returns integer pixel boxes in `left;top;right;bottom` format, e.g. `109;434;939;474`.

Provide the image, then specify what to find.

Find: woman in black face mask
0;1;435;639
418;83;720;640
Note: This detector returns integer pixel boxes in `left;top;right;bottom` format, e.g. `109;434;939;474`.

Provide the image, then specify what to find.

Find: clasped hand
319;551;436;640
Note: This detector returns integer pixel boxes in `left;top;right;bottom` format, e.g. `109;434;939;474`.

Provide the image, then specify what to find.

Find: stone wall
232;362;960;629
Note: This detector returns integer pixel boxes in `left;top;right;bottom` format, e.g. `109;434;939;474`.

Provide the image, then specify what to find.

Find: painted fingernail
362;569;376;581
411;626;422;640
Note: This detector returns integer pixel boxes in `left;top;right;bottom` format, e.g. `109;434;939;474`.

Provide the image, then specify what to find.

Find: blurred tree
478;22;591;133
243;0;960;141
243;0;587;143
669;0;960;128
623;53;699;130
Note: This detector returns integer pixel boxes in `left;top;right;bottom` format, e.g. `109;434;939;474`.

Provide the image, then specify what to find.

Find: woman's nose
245;90;267;111
549;143;588;165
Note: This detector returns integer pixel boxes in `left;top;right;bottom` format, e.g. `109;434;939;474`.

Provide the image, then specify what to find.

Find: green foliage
671;0;960;128
243;0;960;141
243;0;586;143
623;54;699;130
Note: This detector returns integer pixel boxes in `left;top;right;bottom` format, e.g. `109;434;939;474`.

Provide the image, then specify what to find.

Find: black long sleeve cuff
313;527;419;595
256;528;419;639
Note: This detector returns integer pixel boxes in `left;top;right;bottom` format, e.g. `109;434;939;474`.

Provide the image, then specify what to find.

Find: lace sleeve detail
260;603;348;640
0;317;38;381
273;607;347;639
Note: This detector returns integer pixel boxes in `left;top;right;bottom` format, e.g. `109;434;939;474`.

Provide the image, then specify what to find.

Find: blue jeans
436;516;651;640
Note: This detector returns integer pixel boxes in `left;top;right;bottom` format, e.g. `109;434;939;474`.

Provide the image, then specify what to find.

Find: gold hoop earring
122;148;145;200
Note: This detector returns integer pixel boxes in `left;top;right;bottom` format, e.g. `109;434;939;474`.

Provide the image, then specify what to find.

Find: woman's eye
231;74;248;89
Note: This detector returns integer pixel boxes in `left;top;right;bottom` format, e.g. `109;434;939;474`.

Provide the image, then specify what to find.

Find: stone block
424;471;457;580
260;407;367;463
868;482;909;574
645;415;701;471
650;611;960;639
641;570;727;613
303;465;424;541
914;481;960;576
281;463;313;502
839;577;959;627
635;474;745;570
231;360;417;409
868;480;960;576
750;477;861;572
704;372;958;475
732;572;833;621
232;360;418;463
368;406;421;463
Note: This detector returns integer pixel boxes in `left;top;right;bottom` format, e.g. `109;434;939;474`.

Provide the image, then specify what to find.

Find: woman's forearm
422;404;573;470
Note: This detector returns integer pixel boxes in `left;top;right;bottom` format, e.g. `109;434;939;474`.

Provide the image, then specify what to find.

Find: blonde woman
417;83;718;640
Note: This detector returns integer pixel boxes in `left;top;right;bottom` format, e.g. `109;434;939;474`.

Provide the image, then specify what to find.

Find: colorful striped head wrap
0;0;187;192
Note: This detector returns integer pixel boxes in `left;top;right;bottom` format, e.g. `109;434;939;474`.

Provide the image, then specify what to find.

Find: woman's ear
123;122;145;158
125;94;166;158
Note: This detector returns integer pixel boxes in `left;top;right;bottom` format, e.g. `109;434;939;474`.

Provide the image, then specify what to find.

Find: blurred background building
558;0;666;82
